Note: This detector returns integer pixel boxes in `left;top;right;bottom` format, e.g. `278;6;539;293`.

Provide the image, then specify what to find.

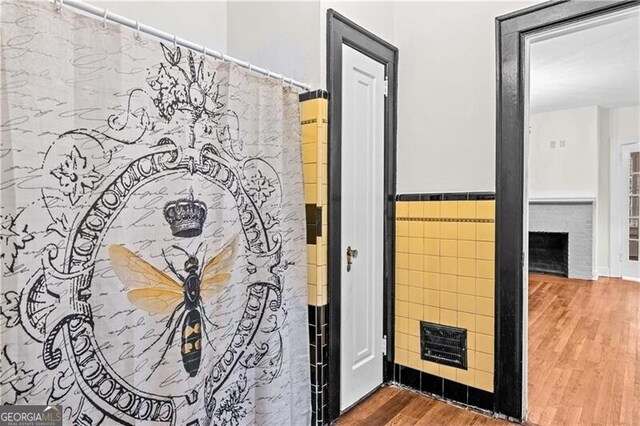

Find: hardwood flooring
335;386;509;425
337;274;640;425
528;274;640;425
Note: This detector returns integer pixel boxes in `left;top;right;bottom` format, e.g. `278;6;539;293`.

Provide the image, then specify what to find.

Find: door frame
610;137;640;278
326;9;398;422
495;0;640;421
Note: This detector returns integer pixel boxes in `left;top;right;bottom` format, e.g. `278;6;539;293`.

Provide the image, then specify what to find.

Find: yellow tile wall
301;97;328;306
395;199;495;392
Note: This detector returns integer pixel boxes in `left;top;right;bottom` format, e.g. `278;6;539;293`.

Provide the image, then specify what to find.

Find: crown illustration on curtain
163;188;208;238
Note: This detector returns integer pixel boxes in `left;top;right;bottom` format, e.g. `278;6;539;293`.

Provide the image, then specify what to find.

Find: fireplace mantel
529;197;596;205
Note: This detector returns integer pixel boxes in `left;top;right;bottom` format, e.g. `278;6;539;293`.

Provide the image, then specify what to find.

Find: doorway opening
326;9;398;422
496;1;640;422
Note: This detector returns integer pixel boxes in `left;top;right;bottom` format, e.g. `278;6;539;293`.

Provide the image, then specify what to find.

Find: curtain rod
52;0;312;91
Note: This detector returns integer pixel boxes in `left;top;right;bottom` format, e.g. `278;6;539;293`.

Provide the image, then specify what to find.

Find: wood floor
336;386;509;425
338;274;640;425
528;274;640;425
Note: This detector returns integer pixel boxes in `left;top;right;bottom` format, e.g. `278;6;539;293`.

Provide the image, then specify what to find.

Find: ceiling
529;8;640;114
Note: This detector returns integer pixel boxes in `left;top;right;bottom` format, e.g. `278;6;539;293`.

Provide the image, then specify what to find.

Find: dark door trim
326;9;398;422
495;0;639;420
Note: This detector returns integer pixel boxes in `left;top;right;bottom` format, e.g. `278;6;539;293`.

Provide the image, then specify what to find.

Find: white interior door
620;143;639;279
340;44;385;411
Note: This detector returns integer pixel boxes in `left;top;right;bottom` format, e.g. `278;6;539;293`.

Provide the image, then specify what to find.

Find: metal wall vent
420;321;467;369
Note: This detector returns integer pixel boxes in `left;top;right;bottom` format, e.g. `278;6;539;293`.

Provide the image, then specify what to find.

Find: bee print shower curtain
0;1;311;424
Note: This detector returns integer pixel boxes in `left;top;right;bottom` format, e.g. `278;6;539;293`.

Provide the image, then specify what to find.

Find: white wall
88;1;543;195
90;1;227;52
598;106;611;275
226;2;396;90
528;106;600;199
226;2;321;88
318;2;396;89
609;105;640;139
394;2;536;193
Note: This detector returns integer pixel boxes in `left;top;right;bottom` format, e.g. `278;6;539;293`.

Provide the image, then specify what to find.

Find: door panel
340;44;385;411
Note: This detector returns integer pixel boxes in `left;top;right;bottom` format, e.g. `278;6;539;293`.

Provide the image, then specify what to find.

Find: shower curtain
0;1;310;424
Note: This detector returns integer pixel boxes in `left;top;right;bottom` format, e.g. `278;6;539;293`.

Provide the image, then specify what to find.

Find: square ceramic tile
440;274;457;292
396;316;408;334
440;257;457;275
476;333;494;355
457;276;476;295
395;348;408;365
441;222;458;240
440;201;458;218
457;311;476;331
476;315;494;335
408;221;424;238
395;331;408;349
476;296;494;317
396;236;409;253
408;237;424;254
476;352;494;373
408;286;423;304
396;268;409;285
476;278;494;298
424;256;440;273
408;202;424;218
424;222;440;238
458;240;476;259
476;260;495;280
458;258;476;278
440;309;457;327
424;305;439;323
440;291;457;310
409;254;424;271
397;301;409;318
458;222;476;241
396;201;409;217
476;223;495;242
458;294;475;314
409;302;423;319
424;202;440;218
476;201;495;219
396;285;408;301
440;239;458;257
424;238;440;255
408;270;424;287
476;241;495;260
476;370;494;392
457;201;477;219
424;289;440;307
424;272;440;289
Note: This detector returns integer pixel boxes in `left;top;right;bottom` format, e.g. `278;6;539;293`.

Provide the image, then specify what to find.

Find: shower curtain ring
248;62;252;72
173;34;177;48
55;0;63;14
135;21;141;40
202;45;206;59
102;9;108;28
266;69;271;80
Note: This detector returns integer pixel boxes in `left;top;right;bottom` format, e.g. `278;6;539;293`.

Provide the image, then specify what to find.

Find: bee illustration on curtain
109;236;239;378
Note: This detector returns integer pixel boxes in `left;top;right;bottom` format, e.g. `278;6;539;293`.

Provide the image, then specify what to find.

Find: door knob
346;246;358;272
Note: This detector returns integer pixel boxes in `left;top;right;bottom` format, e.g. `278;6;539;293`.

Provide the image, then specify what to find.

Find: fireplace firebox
529;232;569;276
